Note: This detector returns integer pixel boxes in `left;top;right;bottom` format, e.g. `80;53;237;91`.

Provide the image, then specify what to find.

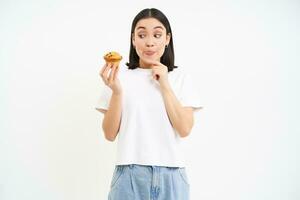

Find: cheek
135;47;144;59
135;41;145;53
133;40;142;52
157;45;166;56
134;37;144;46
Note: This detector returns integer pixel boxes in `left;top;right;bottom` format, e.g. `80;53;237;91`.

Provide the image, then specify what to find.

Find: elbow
102;123;117;142
178;126;192;138
178;114;194;138
178;123;194;138
102;127;117;142
103;130;117;142
105;134;116;142
179;130;191;138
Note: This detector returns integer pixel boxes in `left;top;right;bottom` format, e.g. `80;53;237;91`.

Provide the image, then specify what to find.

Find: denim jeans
108;164;190;200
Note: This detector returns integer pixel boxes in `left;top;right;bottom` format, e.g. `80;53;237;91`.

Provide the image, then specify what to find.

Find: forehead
135;18;166;31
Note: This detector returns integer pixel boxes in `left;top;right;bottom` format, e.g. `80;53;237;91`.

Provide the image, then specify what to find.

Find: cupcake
103;51;122;66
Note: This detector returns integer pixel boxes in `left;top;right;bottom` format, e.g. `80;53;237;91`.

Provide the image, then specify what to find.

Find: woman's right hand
99;62;122;94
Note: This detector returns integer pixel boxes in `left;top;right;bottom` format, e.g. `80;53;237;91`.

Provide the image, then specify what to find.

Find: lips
144;51;156;56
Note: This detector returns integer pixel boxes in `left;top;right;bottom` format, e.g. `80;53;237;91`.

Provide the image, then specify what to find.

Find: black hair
126;8;178;72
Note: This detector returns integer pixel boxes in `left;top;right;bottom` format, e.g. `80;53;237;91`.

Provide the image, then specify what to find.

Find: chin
143;57;159;62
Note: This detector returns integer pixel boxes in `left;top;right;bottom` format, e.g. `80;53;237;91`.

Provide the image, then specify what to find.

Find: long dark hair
126;8;178;72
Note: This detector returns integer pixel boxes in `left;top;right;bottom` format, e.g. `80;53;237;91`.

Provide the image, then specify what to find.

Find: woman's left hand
149;60;169;85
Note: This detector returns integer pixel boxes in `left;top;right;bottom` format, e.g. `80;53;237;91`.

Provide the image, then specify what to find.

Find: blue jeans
108;164;190;200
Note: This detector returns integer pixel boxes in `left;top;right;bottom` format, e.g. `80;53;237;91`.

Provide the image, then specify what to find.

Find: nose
146;43;154;47
145;37;154;47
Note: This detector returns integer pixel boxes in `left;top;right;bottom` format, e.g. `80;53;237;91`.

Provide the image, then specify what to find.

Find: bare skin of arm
97;62;122;141
149;61;198;137
159;80;194;137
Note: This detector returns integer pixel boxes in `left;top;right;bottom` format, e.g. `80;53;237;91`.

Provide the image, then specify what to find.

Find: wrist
160;80;172;92
112;90;122;96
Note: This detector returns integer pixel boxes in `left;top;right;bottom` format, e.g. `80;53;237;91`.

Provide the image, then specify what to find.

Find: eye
138;34;146;38
154;34;162;38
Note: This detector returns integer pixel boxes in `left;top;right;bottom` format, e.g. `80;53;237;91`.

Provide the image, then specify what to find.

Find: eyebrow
136;26;164;30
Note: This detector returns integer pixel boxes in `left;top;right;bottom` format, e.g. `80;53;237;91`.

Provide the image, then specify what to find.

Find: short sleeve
94;84;112;113
178;72;204;112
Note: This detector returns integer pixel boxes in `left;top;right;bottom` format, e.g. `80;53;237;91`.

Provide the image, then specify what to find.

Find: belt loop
129;164;134;169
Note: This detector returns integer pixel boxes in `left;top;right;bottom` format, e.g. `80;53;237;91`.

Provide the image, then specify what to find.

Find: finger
108;63;117;84
102;63;112;84
143;58;158;66
152;71;159;80
99;63;108;84
152;75;159;80
99;63;108;75
113;64;120;81
101;63;111;76
148;60;161;66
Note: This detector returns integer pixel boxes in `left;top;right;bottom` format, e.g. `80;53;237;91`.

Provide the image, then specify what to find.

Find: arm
97;62;122;142
101;92;122;141
160;81;194;137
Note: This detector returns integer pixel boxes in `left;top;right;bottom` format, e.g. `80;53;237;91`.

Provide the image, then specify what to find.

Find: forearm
102;92;122;141
160;81;193;137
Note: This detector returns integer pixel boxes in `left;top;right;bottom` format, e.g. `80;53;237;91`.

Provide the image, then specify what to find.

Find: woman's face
132;17;170;68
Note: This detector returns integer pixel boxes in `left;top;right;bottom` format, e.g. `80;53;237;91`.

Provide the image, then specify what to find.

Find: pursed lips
144;51;156;56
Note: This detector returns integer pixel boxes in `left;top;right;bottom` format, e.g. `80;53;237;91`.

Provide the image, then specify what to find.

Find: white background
1;0;299;199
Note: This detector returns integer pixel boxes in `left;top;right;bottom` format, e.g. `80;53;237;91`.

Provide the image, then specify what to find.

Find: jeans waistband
117;164;184;170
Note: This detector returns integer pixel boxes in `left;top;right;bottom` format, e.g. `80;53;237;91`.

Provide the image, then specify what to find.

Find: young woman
95;8;203;200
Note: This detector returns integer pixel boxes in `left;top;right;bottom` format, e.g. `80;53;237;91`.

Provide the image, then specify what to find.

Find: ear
166;33;171;46
132;33;136;47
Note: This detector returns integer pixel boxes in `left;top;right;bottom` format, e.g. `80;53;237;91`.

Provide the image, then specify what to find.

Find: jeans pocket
178;168;190;186
110;166;125;189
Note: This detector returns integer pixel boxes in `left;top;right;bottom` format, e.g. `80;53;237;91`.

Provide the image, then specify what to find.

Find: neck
139;59;159;69
139;62;151;69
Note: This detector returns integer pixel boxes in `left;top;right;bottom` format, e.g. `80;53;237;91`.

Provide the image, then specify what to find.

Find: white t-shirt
95;66;203;167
